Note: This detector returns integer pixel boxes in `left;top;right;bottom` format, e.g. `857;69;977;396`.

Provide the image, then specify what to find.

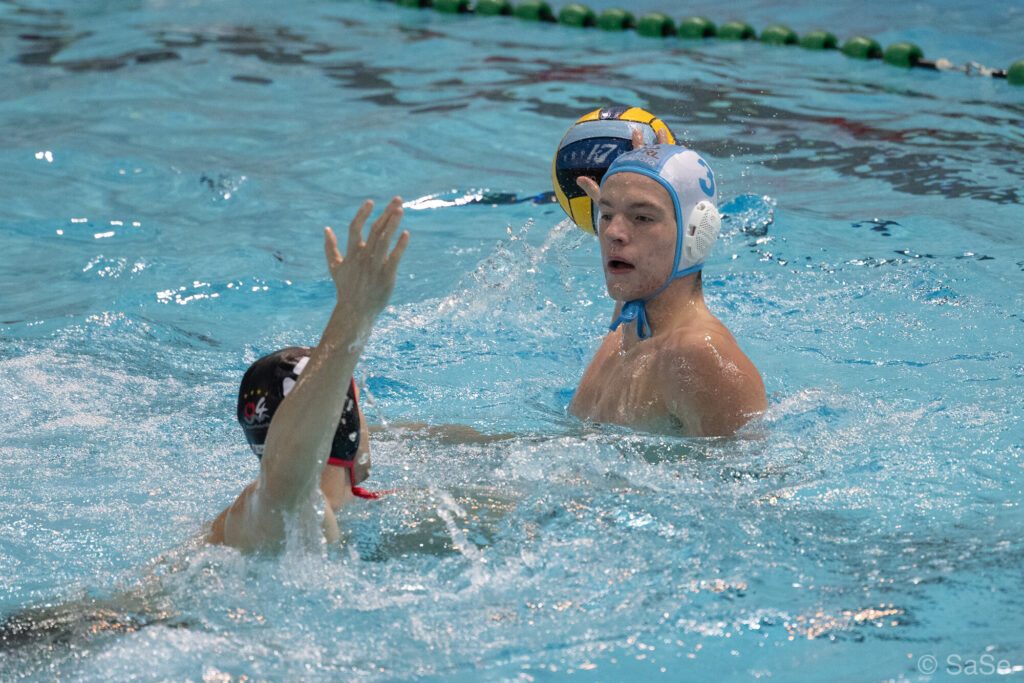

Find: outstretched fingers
656;127;670;144
367;197;404;259
324;227;343;268
347;199;374;255
331;197;408;286
386;230;410;276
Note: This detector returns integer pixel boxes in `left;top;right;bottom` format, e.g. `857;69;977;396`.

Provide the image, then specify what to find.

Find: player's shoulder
660;321;735;365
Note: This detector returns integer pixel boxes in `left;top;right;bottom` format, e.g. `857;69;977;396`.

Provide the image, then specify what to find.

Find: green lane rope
842;36;883;60
719;21;756;41
760;24;797;46
516;0;557;20
513;0;554;21
637;12;676;37
387;0;1023;85
558;3;594;26
434;0;470;12
474;0;512;16
596;8;634;31
678;16;715;39
884;41;923;67
799;30;837;50
1010;60;1024;86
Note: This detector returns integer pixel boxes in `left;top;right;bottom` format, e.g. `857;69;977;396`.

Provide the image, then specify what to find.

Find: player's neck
619;276;708;347
320;467;354;511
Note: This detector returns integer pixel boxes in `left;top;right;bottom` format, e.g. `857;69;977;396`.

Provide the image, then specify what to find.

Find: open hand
323;197;410;321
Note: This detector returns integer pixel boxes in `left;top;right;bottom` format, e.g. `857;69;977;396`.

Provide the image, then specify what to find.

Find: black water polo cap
236;346;366;483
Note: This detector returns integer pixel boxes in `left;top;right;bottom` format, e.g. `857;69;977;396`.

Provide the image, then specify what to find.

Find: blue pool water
1;0;1023;680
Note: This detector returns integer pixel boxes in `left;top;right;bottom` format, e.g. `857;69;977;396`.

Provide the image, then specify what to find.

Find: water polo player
207;197;408;551
569;145;767;435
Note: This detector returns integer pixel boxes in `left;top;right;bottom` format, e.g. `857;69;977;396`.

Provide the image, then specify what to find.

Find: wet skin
570;172;767;436
207;199;409;552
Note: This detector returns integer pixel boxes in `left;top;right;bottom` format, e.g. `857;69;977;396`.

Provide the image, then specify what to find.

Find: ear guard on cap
683;200;721;269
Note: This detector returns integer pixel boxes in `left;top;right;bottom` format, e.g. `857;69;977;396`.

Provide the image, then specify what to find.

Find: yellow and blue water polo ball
552;105;677;234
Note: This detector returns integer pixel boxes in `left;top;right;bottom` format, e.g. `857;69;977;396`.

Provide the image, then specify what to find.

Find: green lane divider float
388;0;1023;85
434;0;470;12
678;16;716;39
514;0;554;21
558;2;594;26
799;30;837;50
475;0;512;16
760;24;797;46
637;12;676;37
718;21;756;41
1010;60;1024;86
842;36;883;60
596;8;633;31
884;41;923;67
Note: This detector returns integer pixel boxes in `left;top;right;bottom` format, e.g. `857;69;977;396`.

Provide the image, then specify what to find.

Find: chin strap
609;263;707;340
351;485;393;500
609;300;653;340
334;460;394;500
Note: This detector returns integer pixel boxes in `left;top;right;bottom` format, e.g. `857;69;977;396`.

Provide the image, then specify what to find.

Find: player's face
596;172;677;302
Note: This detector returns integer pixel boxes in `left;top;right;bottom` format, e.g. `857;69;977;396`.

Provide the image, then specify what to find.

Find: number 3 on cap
697;158;715;197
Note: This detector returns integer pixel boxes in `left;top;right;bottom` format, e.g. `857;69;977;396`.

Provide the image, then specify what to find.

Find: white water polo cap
601;145;721;339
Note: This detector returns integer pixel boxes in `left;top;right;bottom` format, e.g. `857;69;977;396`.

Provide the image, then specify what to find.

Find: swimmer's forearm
256;199;407;509
259;303;372;506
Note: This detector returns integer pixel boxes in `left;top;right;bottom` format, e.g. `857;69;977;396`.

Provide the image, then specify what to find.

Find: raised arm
211;198;408;549
260;197;408;505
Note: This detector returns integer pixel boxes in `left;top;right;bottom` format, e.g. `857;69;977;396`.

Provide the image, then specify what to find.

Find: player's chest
577;345;668;422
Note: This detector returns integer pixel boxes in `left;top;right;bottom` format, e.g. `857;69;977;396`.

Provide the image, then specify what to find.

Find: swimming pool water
1;0;1023;680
